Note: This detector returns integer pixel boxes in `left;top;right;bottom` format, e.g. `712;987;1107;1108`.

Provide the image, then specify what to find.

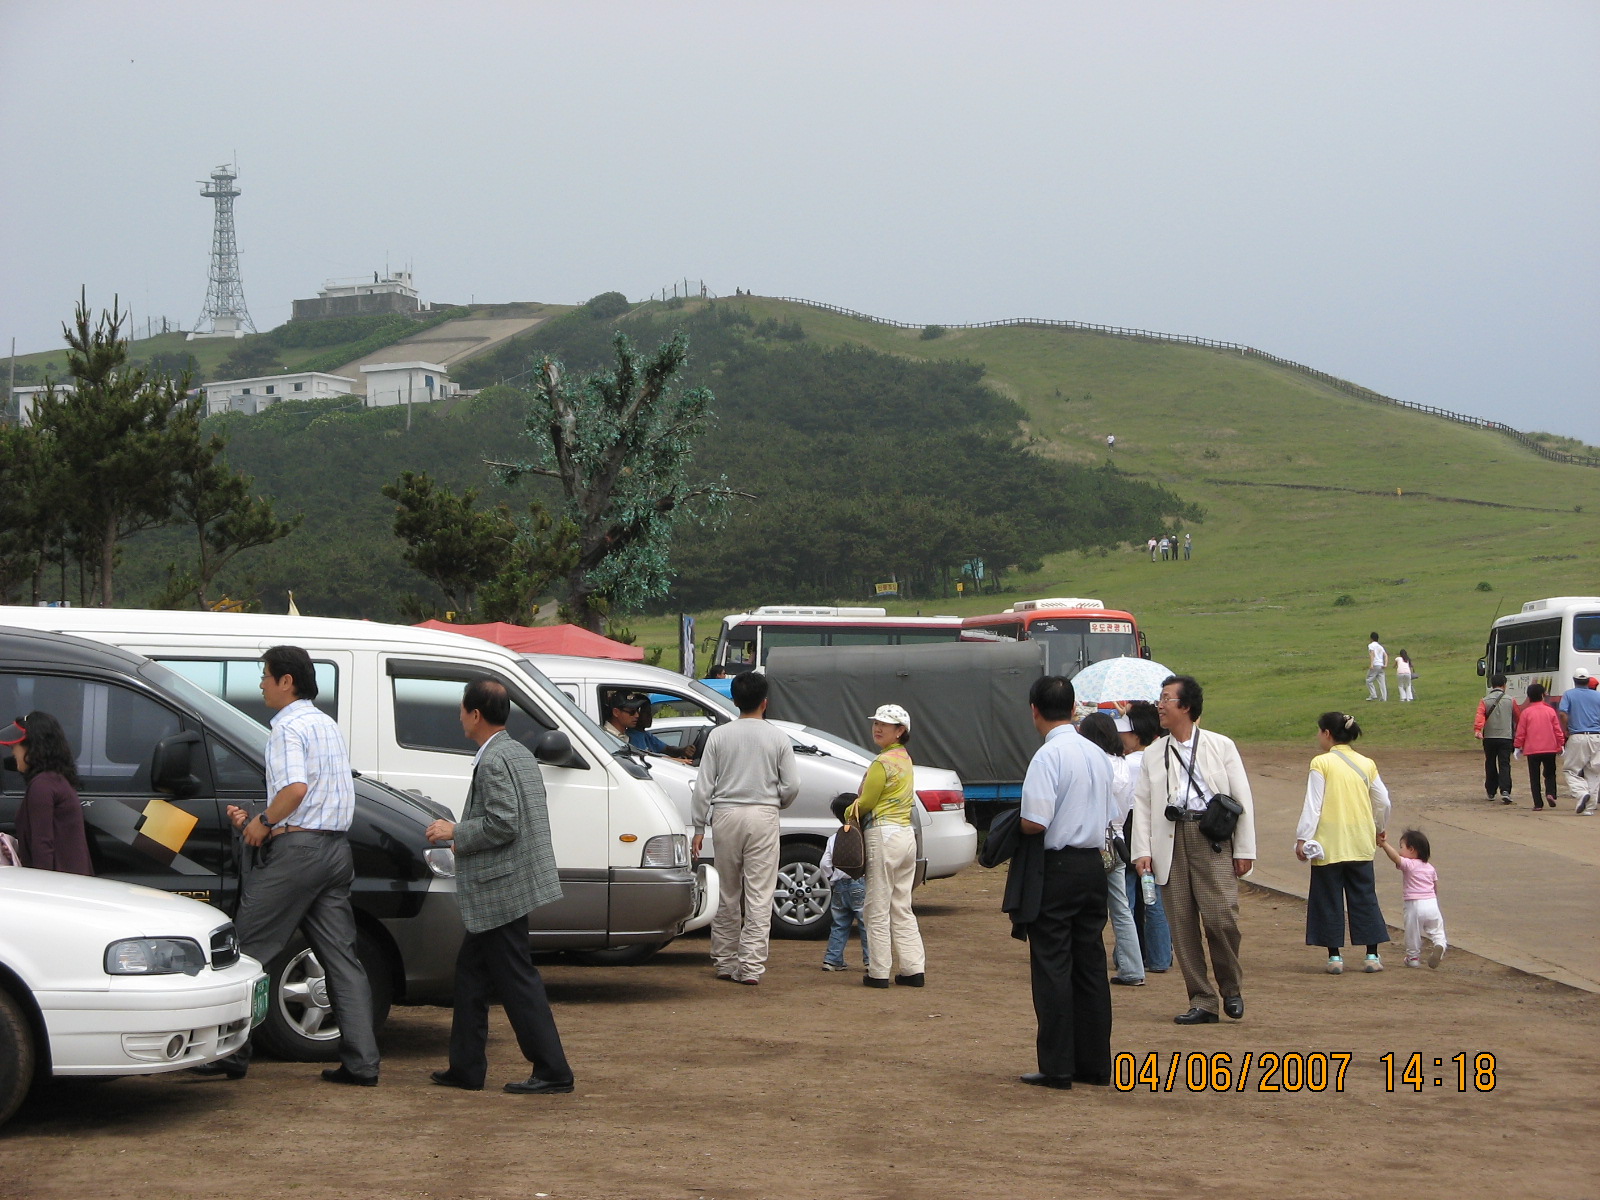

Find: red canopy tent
414;620;645;661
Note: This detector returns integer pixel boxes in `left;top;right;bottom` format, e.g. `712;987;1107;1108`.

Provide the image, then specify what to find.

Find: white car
0;868;267;1129
522;655;978;940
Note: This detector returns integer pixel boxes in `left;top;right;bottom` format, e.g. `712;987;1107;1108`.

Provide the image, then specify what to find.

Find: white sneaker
1578;795;1592;815
1326;956;1344;975
821;961;847;972
1427;944;1446;969
1405;956;1423;968
1364;954;1384;973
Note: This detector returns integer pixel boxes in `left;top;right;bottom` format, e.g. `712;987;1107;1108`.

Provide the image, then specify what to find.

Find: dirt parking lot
6;749;1599;1200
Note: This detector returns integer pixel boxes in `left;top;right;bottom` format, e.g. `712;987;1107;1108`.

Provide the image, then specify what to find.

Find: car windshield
515;659;624;750
788;724;874;763
140;659;270;756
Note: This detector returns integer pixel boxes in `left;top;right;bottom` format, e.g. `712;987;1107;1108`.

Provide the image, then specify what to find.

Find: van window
159;658;338;724
392;672;550;756
0;673;180;793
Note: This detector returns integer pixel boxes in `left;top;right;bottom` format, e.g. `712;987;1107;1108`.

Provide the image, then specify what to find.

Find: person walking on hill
1394;650;1415;702
1147;537;1158;562
1558;670;1600;815
1474;673;1517;805
1365;634;1388;702
1514;684;1564;811
692;672;800;984
1183;532;1192;560
1131;675;1256;1025
1295;713;1390;975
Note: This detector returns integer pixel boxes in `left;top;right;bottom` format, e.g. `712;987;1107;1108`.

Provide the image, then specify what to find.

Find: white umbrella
1070;656;1174;705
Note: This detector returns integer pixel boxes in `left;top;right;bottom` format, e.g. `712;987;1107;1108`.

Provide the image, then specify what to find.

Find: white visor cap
871;704;911;730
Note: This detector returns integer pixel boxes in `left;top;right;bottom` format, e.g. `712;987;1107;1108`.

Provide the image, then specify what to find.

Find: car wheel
0;988;36;1130
771;843;831;940
251;929;394;1062
567;940;672;967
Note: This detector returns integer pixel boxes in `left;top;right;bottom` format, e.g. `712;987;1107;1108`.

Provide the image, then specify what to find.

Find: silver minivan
523;654;978;940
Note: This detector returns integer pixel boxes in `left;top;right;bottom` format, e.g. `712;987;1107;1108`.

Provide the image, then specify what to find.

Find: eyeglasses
1155;697;1179;706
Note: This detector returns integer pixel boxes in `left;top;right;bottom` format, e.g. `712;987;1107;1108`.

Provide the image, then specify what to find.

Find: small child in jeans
1378;829;1447;968
819;794;868;972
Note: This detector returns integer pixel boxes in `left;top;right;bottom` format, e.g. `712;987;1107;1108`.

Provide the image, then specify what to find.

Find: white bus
712;606;964;673
1478;597;1600;696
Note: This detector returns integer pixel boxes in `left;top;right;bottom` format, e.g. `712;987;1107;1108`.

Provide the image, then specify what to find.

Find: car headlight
424;847;456;878
640;834;688;868
104;938;207;977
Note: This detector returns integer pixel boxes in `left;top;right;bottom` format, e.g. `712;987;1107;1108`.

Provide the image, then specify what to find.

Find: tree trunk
101;514;117;607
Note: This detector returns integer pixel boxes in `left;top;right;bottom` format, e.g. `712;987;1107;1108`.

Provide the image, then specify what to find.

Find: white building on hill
360;361;455;408
9;384;70;426
202;371;356;416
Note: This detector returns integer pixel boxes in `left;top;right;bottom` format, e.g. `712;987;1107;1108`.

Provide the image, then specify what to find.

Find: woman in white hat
847;704;926;988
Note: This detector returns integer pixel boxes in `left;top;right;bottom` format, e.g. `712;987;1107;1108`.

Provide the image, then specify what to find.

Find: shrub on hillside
921;324;945;340
585;292;632;321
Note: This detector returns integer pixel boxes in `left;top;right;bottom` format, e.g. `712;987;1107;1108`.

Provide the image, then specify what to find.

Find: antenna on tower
193;162;256;338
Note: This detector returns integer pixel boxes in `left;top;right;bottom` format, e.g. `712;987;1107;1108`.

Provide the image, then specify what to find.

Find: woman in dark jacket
7;712;93;875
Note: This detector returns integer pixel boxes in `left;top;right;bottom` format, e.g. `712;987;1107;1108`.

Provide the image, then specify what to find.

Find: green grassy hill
615;298;1600;751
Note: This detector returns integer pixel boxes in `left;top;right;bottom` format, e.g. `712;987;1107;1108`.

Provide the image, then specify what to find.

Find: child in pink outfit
1378;829;1447;968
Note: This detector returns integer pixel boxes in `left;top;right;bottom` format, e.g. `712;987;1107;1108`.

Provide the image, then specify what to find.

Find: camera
1164;803;1187;823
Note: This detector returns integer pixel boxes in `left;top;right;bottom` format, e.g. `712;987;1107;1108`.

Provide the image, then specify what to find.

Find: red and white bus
712;606;964;673
960;597;1150;678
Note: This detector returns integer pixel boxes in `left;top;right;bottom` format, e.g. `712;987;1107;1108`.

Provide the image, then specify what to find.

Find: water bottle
1141;871;1158;907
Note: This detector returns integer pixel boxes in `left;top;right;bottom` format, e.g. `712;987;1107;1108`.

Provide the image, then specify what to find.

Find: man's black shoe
188;1059;247;1080
1173;1007;1220;1025
1223;995;1245;1020
321;1065;378;1087
503;1075;575;1095
430;1070;483;1091
1020;1072;1072;1090
862;975;890;989
894;973;925;987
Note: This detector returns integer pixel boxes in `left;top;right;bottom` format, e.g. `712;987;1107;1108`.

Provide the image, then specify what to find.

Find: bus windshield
1028;618;1138;676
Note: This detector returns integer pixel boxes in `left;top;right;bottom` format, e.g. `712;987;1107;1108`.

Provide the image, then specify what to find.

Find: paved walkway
1242;747;1600;992
333;314;551;392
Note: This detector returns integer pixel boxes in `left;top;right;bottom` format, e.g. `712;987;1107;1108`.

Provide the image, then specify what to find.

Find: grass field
617;298;1600;751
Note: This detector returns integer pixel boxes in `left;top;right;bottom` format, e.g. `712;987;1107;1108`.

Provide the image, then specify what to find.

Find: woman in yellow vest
846;703;926;989
1295;712;1392;975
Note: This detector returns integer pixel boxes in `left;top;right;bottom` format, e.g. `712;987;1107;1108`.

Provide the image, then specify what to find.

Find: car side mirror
151;730;204;796
533;729;588;770
1476;658;1487;677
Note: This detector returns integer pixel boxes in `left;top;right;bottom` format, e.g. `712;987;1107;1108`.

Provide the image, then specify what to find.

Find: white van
0;608;701;963
524;654;978;939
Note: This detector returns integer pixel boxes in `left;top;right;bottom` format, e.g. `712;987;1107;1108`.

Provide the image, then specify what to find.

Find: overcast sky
3;1;1596;441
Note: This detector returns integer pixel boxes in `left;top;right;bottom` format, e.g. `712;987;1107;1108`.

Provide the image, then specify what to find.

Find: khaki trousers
1162;821;1243;1013
709;804;781;981
864;824;925;980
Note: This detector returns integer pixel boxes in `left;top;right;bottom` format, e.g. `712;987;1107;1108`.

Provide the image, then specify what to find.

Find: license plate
251;975;269;1028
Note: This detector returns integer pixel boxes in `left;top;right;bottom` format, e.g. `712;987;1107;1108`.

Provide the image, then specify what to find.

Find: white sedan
0;868;266;1129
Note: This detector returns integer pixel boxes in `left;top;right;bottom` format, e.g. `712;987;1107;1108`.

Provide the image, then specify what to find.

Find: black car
0;626;462;1061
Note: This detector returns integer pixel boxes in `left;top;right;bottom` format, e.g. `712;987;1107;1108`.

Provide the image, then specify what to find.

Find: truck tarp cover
765;641;1047;787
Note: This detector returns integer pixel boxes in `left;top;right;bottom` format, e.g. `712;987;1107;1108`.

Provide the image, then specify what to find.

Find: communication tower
192;163;256;338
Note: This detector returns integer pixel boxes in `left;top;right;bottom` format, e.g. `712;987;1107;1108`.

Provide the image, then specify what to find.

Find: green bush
585;292;632;321
921;324;945;340
1476;581;1493;592
1333;594;1355;606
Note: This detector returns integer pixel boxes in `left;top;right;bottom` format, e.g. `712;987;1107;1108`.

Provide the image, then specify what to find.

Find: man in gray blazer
425;679;573;1095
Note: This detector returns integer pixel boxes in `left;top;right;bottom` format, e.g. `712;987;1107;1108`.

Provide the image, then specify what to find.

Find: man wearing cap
846;702;925;988
603;692;693;760
1558;670;1600;815
691;672;799;984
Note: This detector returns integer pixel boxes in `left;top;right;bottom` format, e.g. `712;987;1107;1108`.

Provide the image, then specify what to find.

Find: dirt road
5;749;1597;1200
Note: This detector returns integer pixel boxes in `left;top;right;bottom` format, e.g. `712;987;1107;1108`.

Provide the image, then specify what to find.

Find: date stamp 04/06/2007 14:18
1111;1051;1499;1093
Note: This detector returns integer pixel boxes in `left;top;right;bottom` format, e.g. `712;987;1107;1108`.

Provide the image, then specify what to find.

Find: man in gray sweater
692;672;800;984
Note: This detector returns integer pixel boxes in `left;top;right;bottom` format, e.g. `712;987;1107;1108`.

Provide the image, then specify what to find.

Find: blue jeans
824;877;868;967
1127;865;1173;972
1106;862;1143;982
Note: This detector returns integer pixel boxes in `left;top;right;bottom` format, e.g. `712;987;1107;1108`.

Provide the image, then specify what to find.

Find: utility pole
406;372;413;432
7;338;14;424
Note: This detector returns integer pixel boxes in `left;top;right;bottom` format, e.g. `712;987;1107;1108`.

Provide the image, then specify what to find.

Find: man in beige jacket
1131;675;1256;1026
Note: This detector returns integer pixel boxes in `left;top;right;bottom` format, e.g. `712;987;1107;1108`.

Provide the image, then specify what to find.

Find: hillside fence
766;296;1600;470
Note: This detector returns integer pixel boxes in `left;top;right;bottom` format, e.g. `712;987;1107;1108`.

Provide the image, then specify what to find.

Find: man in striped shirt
190;645;380;1085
